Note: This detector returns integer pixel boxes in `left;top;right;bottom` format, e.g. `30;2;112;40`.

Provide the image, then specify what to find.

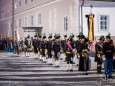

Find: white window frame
19;18;21;28
14;19;17;28
14;0;17;9
25;0;27;5
37;13;41;26
64;16;68;32
19;0;21;7
31;15;34;26
24;16;28;27
99;15;109;32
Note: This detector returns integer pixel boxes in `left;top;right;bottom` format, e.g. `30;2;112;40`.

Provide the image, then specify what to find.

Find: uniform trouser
104;58;113;76
97;57;102;73
97;63;102;73
25;48;30;56
66;54;73;64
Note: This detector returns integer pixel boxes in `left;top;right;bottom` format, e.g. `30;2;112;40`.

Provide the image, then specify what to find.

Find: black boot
97;66;100;73
99;66;102;73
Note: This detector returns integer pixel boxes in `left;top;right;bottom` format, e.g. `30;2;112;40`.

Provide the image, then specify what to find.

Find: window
64;16;68;31
19;19;21;28
99;15;109;31
19;0;21;7
14;0;17;9
25;0;27;4
31;15;34;26
15;20;17;28
31;0;33;2
24;16;28;27
38;13;41;26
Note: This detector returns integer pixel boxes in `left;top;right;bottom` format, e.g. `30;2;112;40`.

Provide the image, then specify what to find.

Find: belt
66;52;71;54
105;50;112;52
97;51;102;53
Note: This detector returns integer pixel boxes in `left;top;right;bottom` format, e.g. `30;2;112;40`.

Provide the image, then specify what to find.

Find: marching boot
43;57;46;63
70;64;73;71
67;64;69;71
49;58;51;64
34;54;36;58
99;66;102;74
55;61;57;67
97;66;99;73
57;60;60;67
50;58;53;65
44;57;46;63
48;58;50;64
85;71;88;75
40;55;41;59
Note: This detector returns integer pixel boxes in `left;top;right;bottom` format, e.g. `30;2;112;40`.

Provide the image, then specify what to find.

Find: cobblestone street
0;52;114;86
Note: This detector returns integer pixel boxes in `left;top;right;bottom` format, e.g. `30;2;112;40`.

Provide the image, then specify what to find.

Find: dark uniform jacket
103;40;114;58
47;41;52;55
61;40;67;53
95;42;103;64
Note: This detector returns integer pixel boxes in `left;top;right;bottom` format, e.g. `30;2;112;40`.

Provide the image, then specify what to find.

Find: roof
79;0;115;7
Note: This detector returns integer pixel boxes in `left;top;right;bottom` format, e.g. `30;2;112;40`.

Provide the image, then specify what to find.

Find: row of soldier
24;34;90;73
1;33;114;80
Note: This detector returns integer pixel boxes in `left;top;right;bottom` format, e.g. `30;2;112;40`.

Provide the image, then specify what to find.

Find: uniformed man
69;34;75;64
66;38;75;71
78;35;90;75
24;35;32;57
61;34;68;61
95;36;104;73
53;34;61;67
38;35;42;60
103;35;114;80
47;34;53;65
33;35;38;58
41;34;47;63
75;35;81;66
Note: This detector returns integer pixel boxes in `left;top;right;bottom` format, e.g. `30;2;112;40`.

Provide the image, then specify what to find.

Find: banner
15;28;20;41
86;14;95;41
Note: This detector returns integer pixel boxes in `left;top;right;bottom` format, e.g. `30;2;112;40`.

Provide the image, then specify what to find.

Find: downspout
12;0;14;39
80;0;84;33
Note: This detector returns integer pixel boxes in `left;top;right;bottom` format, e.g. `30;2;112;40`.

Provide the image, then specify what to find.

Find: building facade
0;0;115;41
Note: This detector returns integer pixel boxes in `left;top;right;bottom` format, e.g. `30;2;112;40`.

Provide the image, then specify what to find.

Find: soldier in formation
95;36;105;74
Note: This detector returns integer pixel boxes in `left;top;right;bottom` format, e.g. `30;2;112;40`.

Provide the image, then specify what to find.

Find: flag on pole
86;14;95;42
15;28;20;41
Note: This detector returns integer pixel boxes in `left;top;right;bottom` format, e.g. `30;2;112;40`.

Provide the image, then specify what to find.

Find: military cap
80;35;85;39
48;34;52;39
55;34;60;39
99;35;105;41
106;35;111;39
27;35;30;38
64;34;67;38
42;33;46;39
34;35;37;37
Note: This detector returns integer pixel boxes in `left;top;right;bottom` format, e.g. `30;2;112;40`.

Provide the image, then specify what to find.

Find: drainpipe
80;0;84;34
12;0;14;39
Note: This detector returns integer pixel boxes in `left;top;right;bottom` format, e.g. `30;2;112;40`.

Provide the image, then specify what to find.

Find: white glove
103;58;106;61
78;55;80;59
113;56;115;60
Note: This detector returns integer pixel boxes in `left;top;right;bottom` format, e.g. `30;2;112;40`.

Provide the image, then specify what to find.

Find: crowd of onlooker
0;37;24;54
